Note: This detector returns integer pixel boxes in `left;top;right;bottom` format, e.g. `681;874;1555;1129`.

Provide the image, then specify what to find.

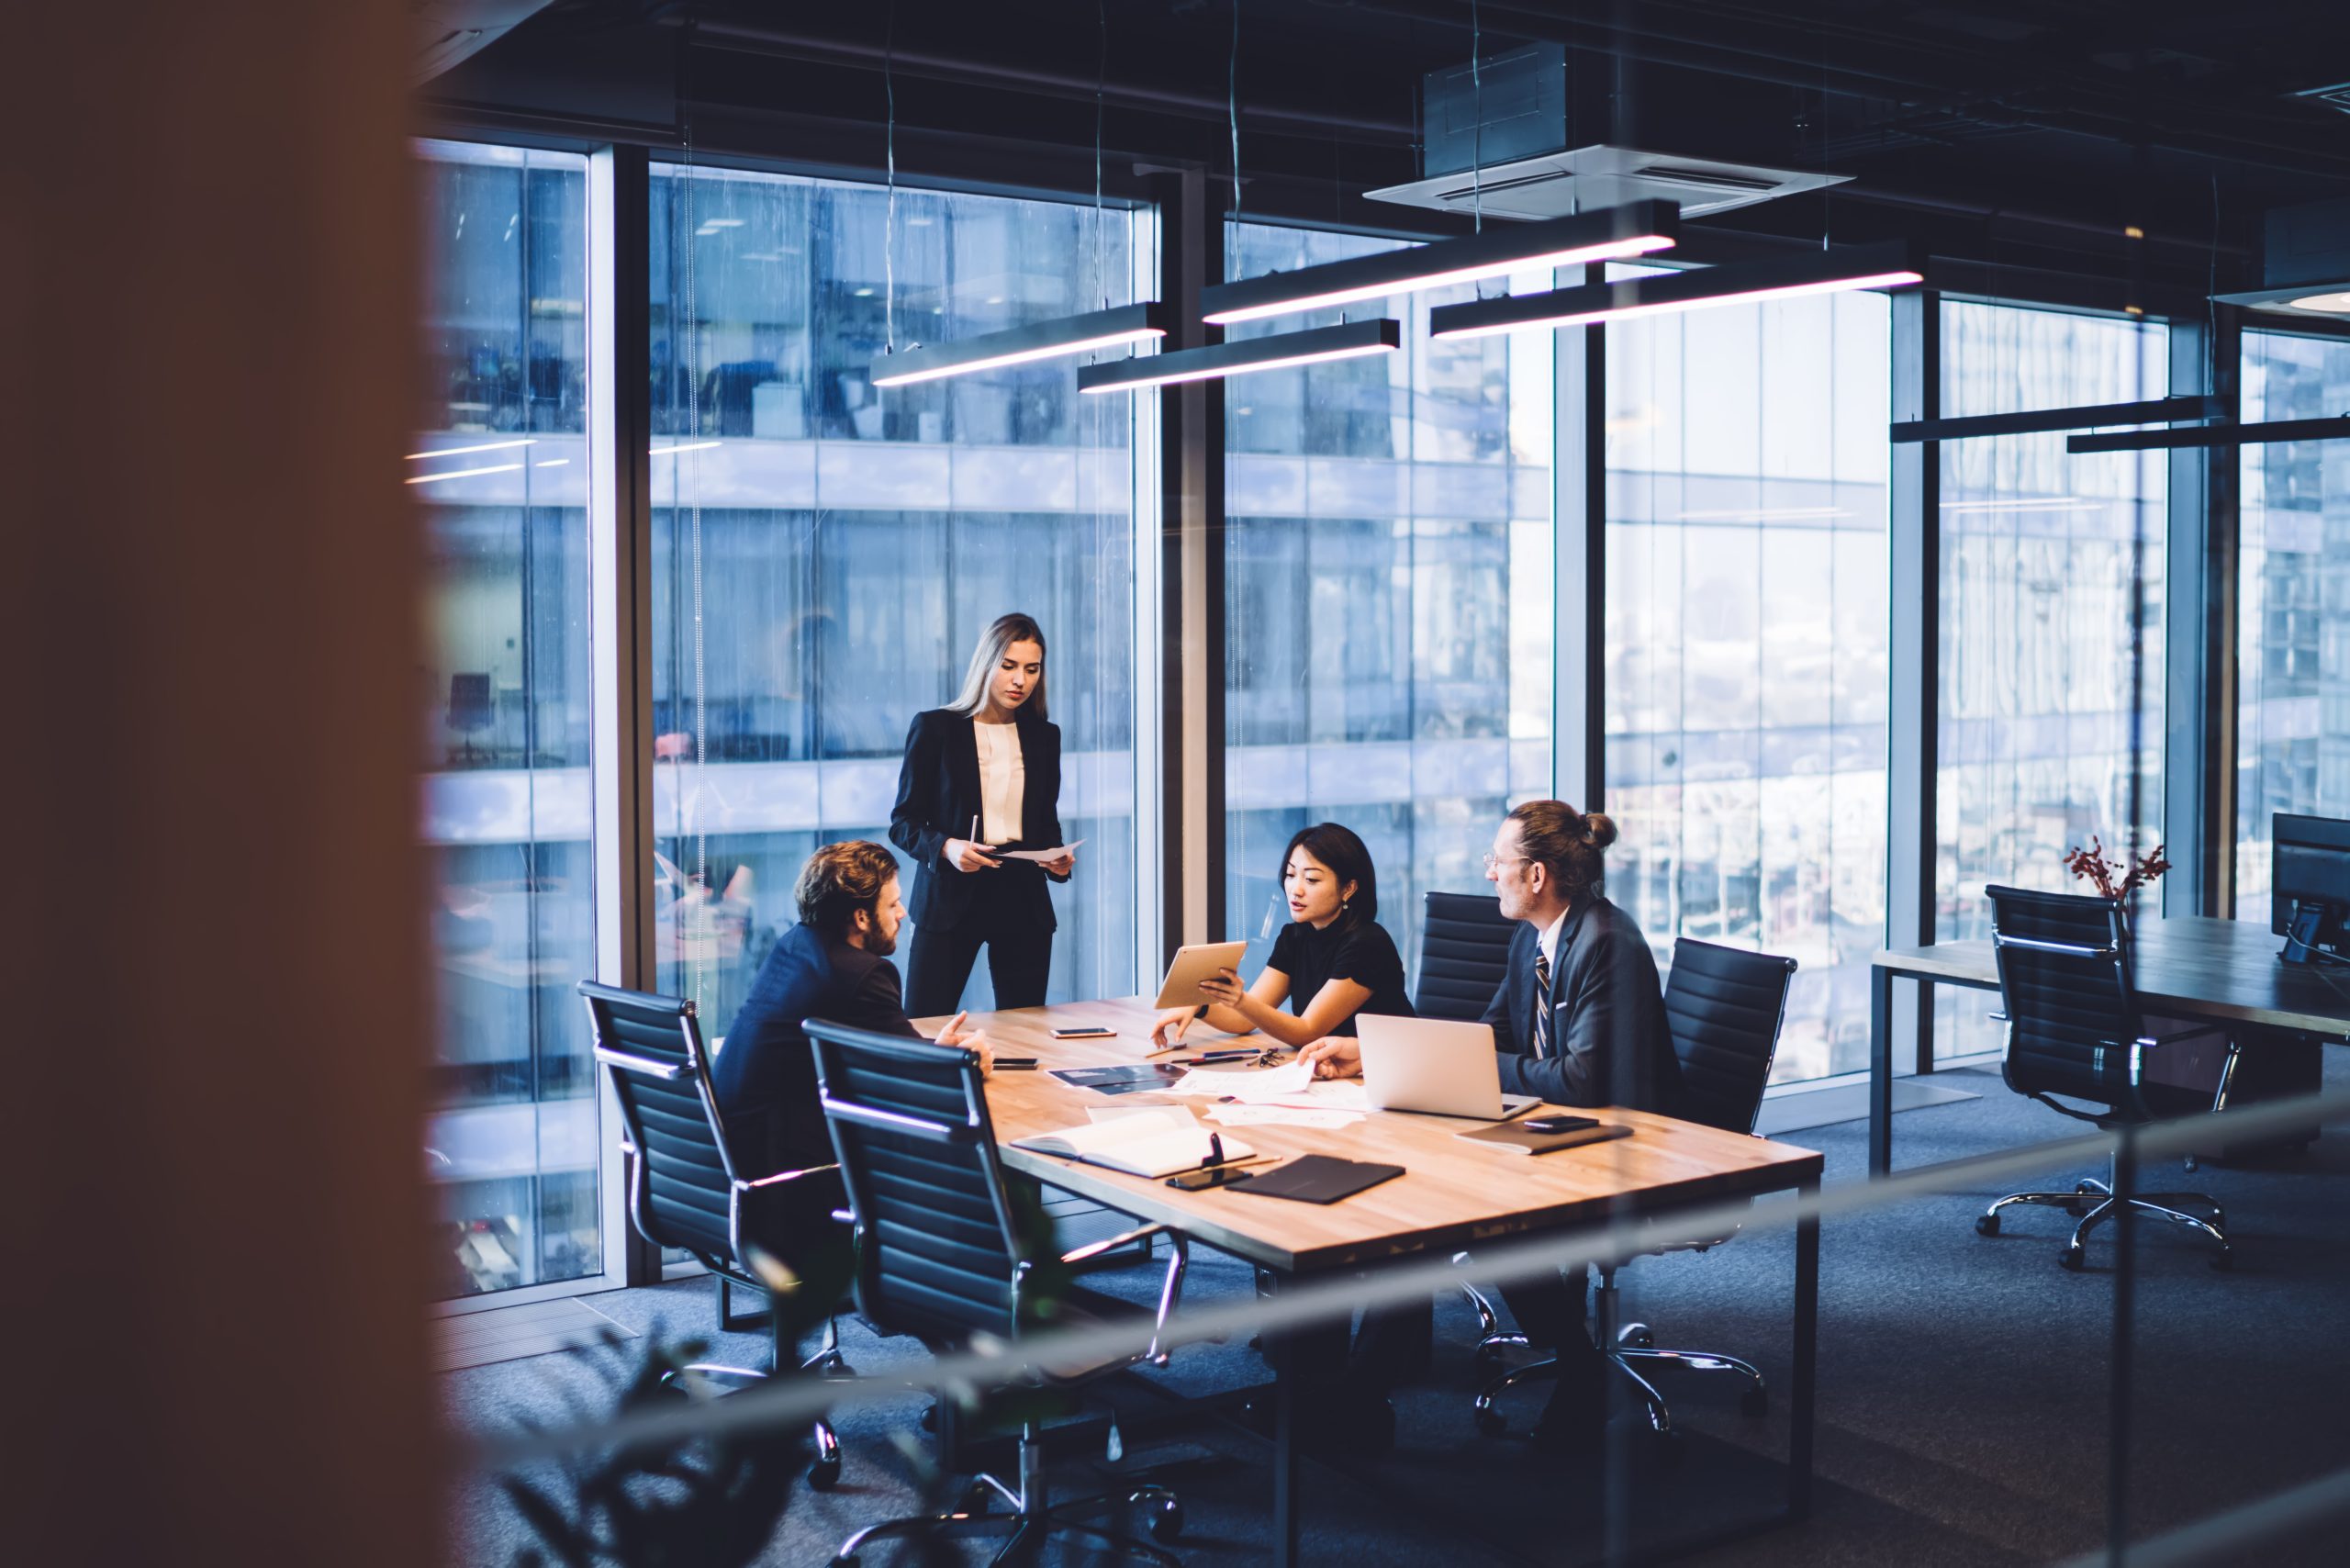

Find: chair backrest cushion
1986;884;2143;1111
807;1020;1025;1344
577;981;736;1263
1662;939;1796;1133
1416;890;1517;1022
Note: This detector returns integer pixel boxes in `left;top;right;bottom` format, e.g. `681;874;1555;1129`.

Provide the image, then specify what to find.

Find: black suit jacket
1479;896;1684;1115
889;706;1067;933
711;923;922;1178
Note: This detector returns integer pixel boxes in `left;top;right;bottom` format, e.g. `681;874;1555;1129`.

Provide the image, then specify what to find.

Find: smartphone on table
1165;1165;1258;1191
1520;1114;1599;1135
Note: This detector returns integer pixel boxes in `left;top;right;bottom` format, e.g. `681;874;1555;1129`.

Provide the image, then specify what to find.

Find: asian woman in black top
1148;821;1415;1049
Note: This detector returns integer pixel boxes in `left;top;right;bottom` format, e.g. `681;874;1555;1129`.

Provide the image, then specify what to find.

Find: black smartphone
1521;1114;1599;1135
992;1057;1040;1070
1165;1165;1257;1191
1050;1025;1116;1040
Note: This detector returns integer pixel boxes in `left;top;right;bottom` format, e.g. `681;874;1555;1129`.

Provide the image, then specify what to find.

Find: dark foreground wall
4;5;431;1562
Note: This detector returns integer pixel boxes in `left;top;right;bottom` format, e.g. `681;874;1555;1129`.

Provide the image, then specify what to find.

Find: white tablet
1152;941;1249;1009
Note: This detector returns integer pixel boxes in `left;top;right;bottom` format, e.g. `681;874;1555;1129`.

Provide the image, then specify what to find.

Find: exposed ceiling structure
425;0;2350;314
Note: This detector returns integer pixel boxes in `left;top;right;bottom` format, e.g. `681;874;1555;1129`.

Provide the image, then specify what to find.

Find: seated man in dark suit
1483;799;1683;1447
712;839;991;1193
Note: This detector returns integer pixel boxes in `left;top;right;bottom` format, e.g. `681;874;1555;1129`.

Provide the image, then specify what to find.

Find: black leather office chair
1470;938;1796;1452
1415;890;1518;1021
578;981;851;1491
807;1019;1190;1568
445;672;493;763
1975;886;2234;1270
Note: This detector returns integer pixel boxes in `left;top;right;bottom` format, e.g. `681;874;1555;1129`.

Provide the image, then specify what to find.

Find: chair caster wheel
959;1482;995;1515
807;1452;842;1491
1617;1323;1655;1350
1740;1387;1769;1418
1145;1498;1184;1541
1473;1405;1505;1436
1474;1347;1503;1369
2059;1247;2086;1271
1975;1214;2000;1237
919;1403;937;1432
830;1557;859;1568
2210;1248;2233;1272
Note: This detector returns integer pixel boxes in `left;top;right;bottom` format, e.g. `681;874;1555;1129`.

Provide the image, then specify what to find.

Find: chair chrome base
1975;1174;2231;1271
664;1316;855;1490
1466;1270;1768;1449
829;1423;1182;1567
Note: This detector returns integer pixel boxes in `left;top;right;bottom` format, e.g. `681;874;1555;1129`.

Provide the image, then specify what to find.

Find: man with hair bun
711;839;990;1186
1481;798;1681;1451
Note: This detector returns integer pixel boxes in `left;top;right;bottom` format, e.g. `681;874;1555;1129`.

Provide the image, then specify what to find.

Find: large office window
2236;330;2350;913
1936;301;2166;1053
413;140;599;1300
1223;223;1555;981
1604;280;1892;1083
649;166;1146;1037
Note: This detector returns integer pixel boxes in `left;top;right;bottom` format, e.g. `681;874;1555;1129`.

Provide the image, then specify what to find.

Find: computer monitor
2269;812;2350;962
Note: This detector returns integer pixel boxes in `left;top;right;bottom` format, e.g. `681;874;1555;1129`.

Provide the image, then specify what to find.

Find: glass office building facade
2236;329;2350;915
1934;301;2167;1056
645;166;1145;1036
414;140;599;1299
1223;222;1555;979
1604;283;1893;1084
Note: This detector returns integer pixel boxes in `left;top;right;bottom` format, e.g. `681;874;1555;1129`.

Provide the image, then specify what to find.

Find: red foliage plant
2063;835;2172;902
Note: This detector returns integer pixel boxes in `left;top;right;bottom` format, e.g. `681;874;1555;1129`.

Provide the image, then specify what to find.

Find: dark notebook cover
1455;1121;1634;1156
1229;1154;1404;1204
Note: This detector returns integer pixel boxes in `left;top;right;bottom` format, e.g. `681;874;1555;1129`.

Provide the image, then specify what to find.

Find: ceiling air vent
1366;144;1848;222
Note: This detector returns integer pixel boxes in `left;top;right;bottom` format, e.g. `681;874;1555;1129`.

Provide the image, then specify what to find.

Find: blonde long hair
946;612;1048;721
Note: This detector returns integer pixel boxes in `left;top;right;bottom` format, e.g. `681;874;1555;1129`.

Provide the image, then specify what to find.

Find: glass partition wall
2235;329;2350;914
1934;301;2167;1058
1604;279;1893;1083
1222;222;1556;984
649;166;1147;1038
414;140;599;1299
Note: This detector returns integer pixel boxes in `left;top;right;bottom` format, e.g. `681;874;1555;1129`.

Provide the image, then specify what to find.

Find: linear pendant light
2066;415;2350;454
1428;241;1924;340
1200;200;1683;325
868;301;1175;387
1078;318;1401;395
1891;395;2229;444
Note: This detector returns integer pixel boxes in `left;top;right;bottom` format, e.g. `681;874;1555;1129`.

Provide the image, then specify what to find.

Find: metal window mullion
1556;263;1605;810
588;144;659;1287
1887;290;1942;1075
2164;310;2241;917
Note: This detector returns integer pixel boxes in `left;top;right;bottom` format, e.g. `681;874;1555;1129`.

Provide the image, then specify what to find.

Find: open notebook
1012;1107;1256;1179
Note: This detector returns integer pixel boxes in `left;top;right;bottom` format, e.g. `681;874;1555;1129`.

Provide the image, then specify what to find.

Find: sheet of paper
995;839;1084;863
1204;1103;1362;1130
1167;1058;1317;1103
1086;1105;1197;1132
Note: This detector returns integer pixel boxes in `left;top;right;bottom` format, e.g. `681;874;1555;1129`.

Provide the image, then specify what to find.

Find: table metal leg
1790;1178;1819;1520
1272;1336;1300;1567
1869;965;1894;1176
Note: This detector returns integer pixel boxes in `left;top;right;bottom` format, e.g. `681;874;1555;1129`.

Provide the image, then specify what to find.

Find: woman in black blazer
890;612;1075;1015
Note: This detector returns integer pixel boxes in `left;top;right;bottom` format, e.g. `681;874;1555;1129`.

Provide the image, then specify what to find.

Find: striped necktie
1532;947;1553;1059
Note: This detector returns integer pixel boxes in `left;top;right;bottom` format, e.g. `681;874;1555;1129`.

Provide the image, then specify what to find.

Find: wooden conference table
1868;913;2350;1174
923;996;1827;1566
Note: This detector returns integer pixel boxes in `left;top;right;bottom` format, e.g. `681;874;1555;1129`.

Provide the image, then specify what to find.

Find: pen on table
992;1056;1039;1070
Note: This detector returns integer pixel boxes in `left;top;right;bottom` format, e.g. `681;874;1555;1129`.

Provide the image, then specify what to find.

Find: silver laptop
1355;1014;1539;1121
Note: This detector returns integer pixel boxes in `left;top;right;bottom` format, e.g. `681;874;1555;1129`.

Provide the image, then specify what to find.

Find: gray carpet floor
439;1062;2350;1566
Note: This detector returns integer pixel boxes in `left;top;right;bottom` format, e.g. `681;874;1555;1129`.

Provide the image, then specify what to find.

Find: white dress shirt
972;721;1025;846
1536;907;1568;970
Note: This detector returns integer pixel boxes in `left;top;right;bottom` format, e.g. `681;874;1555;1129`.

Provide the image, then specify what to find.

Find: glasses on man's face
1483;853;1534;872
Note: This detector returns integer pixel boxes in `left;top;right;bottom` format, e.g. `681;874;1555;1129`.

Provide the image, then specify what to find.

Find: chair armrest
1060;1224;1191;1364
743;1162;842;1190
1060;1222;1175;1267
2136;1025;2225;1049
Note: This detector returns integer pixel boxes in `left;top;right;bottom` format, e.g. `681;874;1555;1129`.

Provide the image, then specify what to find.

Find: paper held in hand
1012;1106;1254;1179
994;839;1083;863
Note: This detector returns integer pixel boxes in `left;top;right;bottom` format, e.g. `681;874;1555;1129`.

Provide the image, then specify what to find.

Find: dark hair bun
1583;812;1618;850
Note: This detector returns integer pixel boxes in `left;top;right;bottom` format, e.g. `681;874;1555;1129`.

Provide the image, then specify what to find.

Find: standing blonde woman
890;612;1076;1015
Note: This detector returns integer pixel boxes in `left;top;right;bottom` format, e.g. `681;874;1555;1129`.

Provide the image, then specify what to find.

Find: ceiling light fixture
2288;291;2350;313
405;438;534;461
1890;395;2229;444
405;462;525;485
1428;241;1923;340
1202;200;1681;325
1078;319;1400;395
2066;416;2350;454
872;302;1175;387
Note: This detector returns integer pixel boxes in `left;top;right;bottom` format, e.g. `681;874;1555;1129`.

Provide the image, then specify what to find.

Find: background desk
1869;913;2350;1173
930;996;1826;1565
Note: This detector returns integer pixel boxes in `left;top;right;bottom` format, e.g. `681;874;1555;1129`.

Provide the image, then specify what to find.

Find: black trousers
1500;1264;1607;1400
904;904;1054;1015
